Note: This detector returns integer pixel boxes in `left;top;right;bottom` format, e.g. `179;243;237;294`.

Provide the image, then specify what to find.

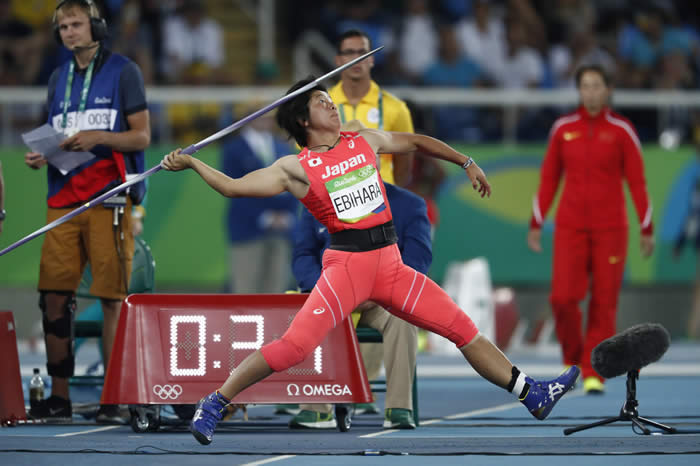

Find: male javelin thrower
161;77;580;445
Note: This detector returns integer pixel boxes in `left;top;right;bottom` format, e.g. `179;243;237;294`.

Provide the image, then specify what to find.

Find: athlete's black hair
276;77;327;148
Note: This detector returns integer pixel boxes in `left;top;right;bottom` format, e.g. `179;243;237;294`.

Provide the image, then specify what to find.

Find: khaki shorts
39;199;134;300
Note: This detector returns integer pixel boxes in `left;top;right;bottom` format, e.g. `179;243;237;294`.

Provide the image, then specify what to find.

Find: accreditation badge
367;107;379;124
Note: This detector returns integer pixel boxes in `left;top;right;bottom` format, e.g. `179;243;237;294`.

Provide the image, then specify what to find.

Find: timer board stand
102;294;373;432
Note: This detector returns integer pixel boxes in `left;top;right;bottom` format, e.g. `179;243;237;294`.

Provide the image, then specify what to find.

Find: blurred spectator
534;0;596;47
163;1;226;145
407;156;444;237
334;0;394;77
112;0;155;84
615;4;697;139
166;62;222;144
403;100;445;237
454;0;507;82
220;105;297;294
0;0;41;85
674;165;700;339
393;0;438;84
438;0;472;20
498;17;544;89
423;25;483;87
161;0;224;84
422;25;485;141
549;25;616;88
0;160;4;236
506;0;546;52
653;48;695;90
617;6;697;89
10;0;54;30
654;51;695;143
674;117;700;339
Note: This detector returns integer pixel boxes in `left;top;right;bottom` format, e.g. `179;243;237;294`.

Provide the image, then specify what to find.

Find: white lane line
55;425;121;437
240;455;297;466
359;390;586;438
359;415;456;437
445;401;521;420
361;429;396;438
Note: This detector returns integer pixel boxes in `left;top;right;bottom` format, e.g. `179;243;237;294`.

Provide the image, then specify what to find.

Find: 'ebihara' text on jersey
298;132;392;233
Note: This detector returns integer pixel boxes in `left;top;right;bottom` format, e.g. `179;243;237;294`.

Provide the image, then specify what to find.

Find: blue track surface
2;342;699;465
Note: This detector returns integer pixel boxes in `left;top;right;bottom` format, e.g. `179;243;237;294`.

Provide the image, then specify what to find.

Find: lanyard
61;48;98;132
339;89;384;130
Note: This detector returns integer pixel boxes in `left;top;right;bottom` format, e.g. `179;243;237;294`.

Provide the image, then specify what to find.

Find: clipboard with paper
21;124;95;175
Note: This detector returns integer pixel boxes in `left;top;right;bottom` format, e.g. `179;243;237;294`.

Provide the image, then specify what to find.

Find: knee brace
39;291;76;378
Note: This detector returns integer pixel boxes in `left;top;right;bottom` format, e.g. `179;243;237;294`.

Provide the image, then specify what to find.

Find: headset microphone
72;43;100;51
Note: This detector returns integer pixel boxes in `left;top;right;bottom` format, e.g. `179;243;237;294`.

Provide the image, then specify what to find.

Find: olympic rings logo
152;384;183;400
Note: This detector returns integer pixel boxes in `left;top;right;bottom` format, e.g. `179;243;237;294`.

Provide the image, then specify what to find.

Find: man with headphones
24;0;150;424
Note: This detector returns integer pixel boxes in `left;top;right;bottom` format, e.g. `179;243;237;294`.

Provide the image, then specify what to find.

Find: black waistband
329;221;397;252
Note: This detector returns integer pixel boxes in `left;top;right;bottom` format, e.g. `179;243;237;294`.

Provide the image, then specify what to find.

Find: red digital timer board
101;294;372;406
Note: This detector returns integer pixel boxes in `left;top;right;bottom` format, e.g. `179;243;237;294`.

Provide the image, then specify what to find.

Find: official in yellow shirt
329;29;414;186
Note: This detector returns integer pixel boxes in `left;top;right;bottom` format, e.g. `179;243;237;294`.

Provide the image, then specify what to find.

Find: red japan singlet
298;132;393;233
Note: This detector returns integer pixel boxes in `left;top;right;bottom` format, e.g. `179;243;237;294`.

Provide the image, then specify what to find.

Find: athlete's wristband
461;157;474;170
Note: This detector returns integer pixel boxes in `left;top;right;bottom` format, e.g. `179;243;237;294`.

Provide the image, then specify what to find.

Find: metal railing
1;87;699;145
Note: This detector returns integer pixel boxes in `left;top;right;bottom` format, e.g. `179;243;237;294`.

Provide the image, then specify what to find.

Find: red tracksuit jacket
530;106;653;234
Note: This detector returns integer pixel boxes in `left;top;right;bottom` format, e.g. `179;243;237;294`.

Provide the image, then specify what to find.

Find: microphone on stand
591;323;670;379
564;323;679;436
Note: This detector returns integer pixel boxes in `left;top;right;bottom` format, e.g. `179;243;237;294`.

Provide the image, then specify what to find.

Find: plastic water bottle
29;368;45;410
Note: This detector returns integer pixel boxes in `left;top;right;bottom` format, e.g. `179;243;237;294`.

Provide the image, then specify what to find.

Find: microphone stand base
564;370;677;436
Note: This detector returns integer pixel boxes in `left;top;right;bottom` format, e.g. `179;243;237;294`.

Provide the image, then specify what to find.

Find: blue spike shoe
522;366;580;420
190;391;230;445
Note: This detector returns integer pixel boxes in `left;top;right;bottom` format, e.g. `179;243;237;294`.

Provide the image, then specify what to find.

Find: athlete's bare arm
161;149;311;199
359;129;492;197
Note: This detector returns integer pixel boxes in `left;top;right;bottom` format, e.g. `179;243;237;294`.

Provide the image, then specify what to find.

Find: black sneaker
29;395;72;421
96;404;124;424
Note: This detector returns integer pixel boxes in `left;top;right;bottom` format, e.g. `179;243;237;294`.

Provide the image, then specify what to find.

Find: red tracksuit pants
261;244;479;371
550;226;628;380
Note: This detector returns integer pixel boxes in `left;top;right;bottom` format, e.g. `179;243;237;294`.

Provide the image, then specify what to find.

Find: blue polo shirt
46;48;147;207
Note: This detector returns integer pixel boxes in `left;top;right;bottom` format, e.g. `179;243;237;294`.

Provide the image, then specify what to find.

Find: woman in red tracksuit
528;65;655;394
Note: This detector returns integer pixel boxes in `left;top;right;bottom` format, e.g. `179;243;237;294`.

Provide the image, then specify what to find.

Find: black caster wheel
335;404;354;432
129;405;161;433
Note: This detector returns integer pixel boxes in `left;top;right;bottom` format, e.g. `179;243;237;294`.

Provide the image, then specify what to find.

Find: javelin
0;47;383;258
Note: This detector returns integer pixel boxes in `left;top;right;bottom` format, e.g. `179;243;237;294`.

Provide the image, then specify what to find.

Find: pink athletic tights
261;244;479;371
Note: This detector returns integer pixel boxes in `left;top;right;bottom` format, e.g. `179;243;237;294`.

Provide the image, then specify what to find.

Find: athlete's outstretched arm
162;148;291;198
359;129;491;197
